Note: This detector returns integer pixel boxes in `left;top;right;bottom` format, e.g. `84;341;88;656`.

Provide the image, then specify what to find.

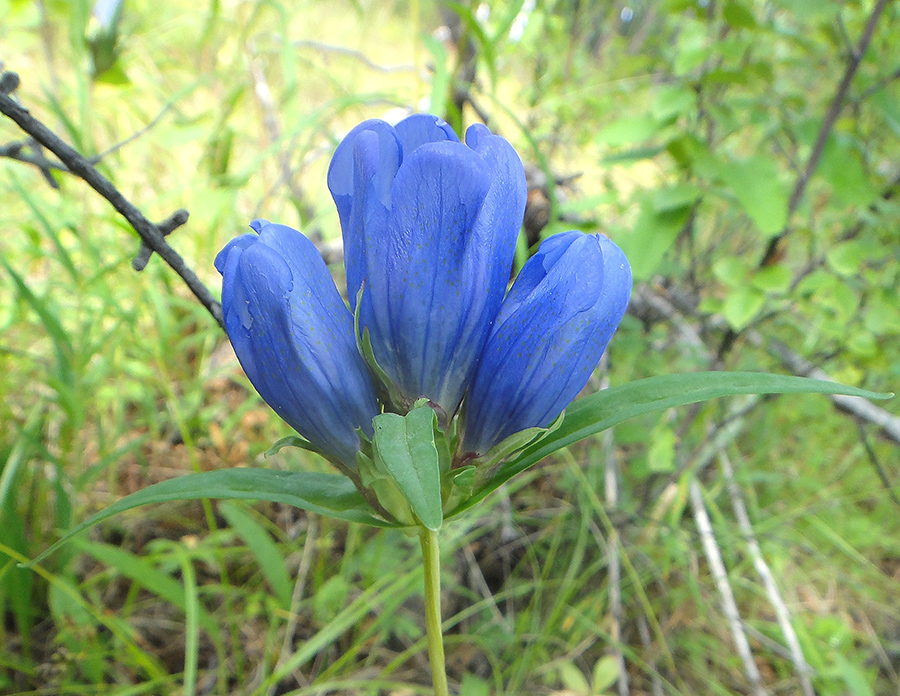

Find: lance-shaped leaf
447;372;893;517
30;468;395;565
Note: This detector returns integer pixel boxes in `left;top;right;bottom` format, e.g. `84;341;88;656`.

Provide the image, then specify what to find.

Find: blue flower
327;114;526;419
459;231;632;456
218;114;631;484
215;220;379;467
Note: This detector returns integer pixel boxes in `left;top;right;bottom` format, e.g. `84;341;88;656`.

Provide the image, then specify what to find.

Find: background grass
1;0;899;694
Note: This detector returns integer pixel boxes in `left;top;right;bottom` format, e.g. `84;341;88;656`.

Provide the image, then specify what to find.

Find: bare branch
856;420;900;511
756;0;891;269
711;0;894;356
0;71;224;330
90;96;180;163
268;513;319;696
598;355;630;696
690;479;769;696
0;71;19;94
0;138;63;187
719;452;816;696
629;285;900;448
292;40;416;74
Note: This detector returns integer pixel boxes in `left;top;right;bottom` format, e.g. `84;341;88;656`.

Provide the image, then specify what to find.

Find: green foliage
1;0;899;694
369;405;444;530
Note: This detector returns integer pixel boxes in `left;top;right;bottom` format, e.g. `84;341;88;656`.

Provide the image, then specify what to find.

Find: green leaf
355;293;406;409
722;285;766;330
616;200;691;281
372;407;443;531
651;183;701;213
715;155;789;236
819;137;878;208
558;661;590;692
751;265;792;294
447;2;497;89
474;410;563;472
712;256;748;287
423;34;450;118
648;421;676;473
449;372;892;516
30;469;392;564
833;653;875;696
0;256;75;392
592;655;619;693
490;0;526;43
826;240;869;277
651;84;696;122
596;114;659;147
723;1;758;29
459;673;491;696
443;465;477;513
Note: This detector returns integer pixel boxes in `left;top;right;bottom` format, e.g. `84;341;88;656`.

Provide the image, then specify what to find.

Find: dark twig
757;0;890;270
0;71;224;329
855;421;900;512
717;0;890;357
1;96;182;189
0;138;63;187
628;286;900;448
857;63;900;101
132;208;189;271
0;71;20;94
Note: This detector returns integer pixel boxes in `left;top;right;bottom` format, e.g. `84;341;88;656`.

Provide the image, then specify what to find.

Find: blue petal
393;113;458;153
361;140;499;415
214;233;255;274
217;223;379;465
460;232;632;455
327;118;527;418
327;120;400;308
464;123;527;315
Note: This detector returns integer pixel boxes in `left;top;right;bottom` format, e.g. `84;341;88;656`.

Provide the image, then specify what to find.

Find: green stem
419;527;450;696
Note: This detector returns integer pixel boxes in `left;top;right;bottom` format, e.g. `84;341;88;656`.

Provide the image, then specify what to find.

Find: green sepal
440;411;563;516
443;465;477;514
354;284;406;410
356;450;416;526
266;434;325;458
370;405;443;531
477;410;565;473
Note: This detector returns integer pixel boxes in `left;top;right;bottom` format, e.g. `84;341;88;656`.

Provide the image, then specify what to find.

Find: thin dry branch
712;0;893;356
758;336;900;446
292;40;416;73
268;513;319;696
756;0;891;269
462;543;512;631
0;71;224;330
629;286;900;448
719;452;816;696
690;479;769;696
636;615;663;696
599;356;630;696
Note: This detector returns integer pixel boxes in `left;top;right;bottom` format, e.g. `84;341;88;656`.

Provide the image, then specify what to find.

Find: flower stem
419;527;450;696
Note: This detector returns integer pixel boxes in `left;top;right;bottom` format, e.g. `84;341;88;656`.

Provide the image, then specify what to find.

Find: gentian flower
218;113;631;497
327;114;526;419
215;220;379;468
459;231;632;456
